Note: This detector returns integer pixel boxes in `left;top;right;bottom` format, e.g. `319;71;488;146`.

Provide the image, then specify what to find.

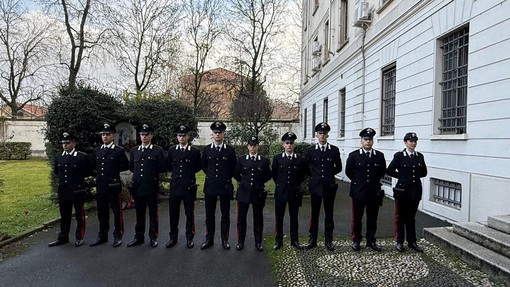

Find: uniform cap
210;121;227;132
61;132;76;143
99;123;116;134
315;122;331;133
281;131;297;142
139;124;154;135
247;136;259;145
404;132;418;141
359;127;376;139
176;124;190;135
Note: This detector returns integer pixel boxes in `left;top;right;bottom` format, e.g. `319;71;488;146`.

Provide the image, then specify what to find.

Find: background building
300;0;510;223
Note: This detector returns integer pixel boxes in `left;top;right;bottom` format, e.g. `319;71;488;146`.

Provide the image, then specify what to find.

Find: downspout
360;28;367;127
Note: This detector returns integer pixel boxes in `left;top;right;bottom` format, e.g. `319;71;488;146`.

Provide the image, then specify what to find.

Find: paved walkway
0;182;504;286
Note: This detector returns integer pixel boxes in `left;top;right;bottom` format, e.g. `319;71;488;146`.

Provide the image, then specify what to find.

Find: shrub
0;142;32;159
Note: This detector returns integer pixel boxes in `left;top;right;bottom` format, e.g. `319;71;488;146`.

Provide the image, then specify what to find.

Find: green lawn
0;158;58;237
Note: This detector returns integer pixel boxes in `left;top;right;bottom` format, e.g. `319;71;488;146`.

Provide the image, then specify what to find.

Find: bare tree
105;0;181;97
226;0;286;137
181;0;224;117
40;0;108;90
0;0;56;119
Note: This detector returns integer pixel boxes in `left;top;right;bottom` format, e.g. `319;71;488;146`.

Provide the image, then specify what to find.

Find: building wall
301;0;510;222
1;120;47;157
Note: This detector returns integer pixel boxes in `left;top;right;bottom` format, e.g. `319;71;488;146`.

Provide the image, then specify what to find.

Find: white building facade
300;0;510;223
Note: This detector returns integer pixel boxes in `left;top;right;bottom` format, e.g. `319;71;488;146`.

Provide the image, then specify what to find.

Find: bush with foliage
0;142;31;159
124;98;198;150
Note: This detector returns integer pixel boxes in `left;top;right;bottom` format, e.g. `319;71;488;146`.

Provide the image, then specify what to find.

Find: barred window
381;174;392;186
381;64;396;136
323;98;328;123
304;108;308;139
438;25;469;134
312;103;316;138
432;178;462;209
339;88;346;137
338;0;348;49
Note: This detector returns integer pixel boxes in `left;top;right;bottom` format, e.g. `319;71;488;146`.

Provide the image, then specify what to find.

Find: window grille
438;25;469;134
432;178;462;208
339;88;346;137
381;65;396;136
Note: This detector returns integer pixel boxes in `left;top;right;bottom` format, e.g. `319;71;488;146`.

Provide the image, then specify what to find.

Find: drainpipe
360;28;367;127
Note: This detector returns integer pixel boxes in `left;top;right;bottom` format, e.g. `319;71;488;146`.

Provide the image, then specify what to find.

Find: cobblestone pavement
267;237;507;287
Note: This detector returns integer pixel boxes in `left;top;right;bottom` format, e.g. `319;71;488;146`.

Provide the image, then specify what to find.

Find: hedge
0;142;32;160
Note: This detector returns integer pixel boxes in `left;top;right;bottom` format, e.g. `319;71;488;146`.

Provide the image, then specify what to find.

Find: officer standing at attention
345;128;387;252
165;125;201;249
272;132;307;250
387;132;427;253
233;136;272;252
127;124;167;248
49;133;92;247
304;122;342;251
90;123;129;248
200;121;237;250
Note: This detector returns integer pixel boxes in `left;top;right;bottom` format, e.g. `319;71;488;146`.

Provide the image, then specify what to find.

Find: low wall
1;120;46;157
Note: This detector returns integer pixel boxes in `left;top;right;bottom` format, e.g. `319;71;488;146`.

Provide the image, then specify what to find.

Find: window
304;108;308;139
339;88;346;137
323;20;330;62
438;25;469;134
432;178;462;209
312;103;316;137
323;98;328;123
338;0;348;50
381;64;396;136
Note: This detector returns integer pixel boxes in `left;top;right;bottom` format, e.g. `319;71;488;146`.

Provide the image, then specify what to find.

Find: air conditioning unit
312;41;322;56
312;58;321;72
353;1;371;27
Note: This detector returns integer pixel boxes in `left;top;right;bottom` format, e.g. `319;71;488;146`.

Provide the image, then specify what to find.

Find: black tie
216;146;220;152
181;147;185;152
410;153;414;159
141;147;145;153
365;152;370;157
287;156;292;161
321;146;325;152
251;156;255;161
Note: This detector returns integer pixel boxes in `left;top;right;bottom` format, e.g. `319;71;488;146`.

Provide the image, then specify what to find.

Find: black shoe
200;239;213;250
222;240;230;250
150;239;158;248
186;240;194;249
352;241;361;251
75;240;84;247
396;242;405;252
367;241;382;251
273;241;283;250
255;243;264;252
305;239;317;249
236;242;244;251
48;239;69;247
291;241;306;250
408;242;423;253
89;237;108;247
166;239;177;248
325;241;335;251
112;238;122;248
126;238;144;247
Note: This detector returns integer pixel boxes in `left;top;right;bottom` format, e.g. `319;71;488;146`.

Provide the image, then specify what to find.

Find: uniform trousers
351;198;380;243
169;193;195;241
96;191;124;240
274;199;300;243
58;198;85;241
204;193;230;241
134;193;159;240
394;199;420;244
237;201;264;244
309;189;336;242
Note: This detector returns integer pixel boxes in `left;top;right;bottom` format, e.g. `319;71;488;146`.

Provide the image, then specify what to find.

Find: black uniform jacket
272;153;306;203
234;154;272;204
167;145;201;197
345;148;387;201
129;144;167;196
386;149;428;202
304;143;342;196
54;150;92;201
201;143;237;197
92;144;129;194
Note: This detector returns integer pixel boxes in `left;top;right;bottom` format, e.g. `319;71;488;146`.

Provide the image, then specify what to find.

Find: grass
0;158;58;237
